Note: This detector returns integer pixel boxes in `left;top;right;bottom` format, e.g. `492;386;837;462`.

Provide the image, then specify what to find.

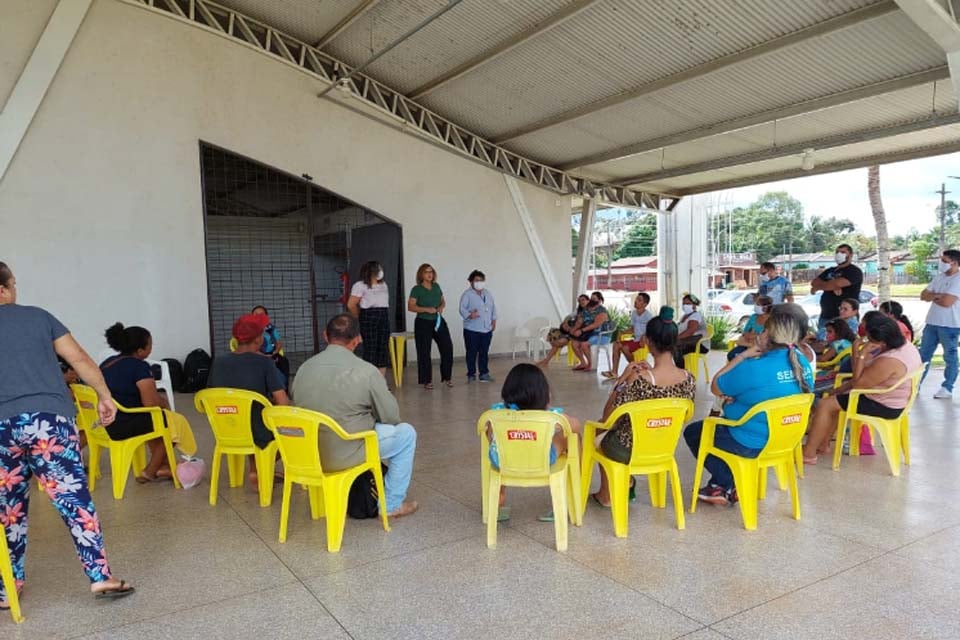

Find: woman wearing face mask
537;295;590;368
727;295;773;361
569;291;610;371
676;293;707;366
459;270;497;383
348;260;391;376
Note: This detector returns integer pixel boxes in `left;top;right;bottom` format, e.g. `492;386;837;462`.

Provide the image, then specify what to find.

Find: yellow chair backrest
602;398;695;466
262;406;348;480
744;394;815;458
817;346;852;370
481;409;571;480
194;388;272;449
71;384;114;447
852;367;924;417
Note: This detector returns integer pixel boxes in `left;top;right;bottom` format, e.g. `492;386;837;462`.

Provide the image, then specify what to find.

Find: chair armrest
583;420;603;445
618;333;635;342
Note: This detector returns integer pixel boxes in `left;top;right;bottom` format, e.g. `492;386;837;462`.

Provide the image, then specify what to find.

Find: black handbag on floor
347;464;388;519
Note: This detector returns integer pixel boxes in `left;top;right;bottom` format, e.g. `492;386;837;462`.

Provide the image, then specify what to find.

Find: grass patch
889;284;926;298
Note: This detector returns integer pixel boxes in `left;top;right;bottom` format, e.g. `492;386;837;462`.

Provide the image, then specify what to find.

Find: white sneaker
934;387;953;399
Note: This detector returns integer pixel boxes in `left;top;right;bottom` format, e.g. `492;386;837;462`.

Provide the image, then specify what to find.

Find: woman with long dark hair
0;261;135;607
347;260;391;376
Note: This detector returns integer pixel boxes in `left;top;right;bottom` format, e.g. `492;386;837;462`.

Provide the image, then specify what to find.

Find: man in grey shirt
293;314;418;518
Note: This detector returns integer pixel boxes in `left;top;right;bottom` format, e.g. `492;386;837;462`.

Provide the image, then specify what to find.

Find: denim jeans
463;329;493;377
375;422;417;512
683;420;762;492
919;324;960;391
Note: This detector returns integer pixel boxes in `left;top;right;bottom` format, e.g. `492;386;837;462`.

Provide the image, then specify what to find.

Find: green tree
907;239;937;283
726;192;805;261
571;226;579;258
805;216;856;252
614;215;657;259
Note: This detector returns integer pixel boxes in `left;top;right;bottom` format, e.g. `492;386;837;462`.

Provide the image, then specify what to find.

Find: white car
800;289;878;327
705;290;758;330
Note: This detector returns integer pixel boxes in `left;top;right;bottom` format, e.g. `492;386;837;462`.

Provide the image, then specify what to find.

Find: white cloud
717;151;960;237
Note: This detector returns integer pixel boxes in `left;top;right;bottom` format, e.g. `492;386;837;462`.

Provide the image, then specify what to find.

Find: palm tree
868;165;891;301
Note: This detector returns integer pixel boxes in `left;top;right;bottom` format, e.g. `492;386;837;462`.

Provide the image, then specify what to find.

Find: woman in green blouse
407;263;455;389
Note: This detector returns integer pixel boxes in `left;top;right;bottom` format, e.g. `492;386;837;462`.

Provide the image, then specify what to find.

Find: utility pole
937;183;949;253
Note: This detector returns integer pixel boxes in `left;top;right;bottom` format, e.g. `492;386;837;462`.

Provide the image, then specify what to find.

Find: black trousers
414;317;454;384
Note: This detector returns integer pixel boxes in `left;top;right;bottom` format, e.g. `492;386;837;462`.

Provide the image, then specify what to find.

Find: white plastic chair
147;359;177;412
590;327;616;376
512;317;550;359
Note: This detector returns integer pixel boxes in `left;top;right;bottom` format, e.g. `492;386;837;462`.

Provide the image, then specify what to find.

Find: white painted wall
0;0;572;361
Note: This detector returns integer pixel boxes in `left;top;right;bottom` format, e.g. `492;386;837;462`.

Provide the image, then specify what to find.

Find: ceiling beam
671;139;960;196
614;111;960;186
557;66;950;171
894;0;960;106
409;0;603;100
492;0;899;144
315;0;382;49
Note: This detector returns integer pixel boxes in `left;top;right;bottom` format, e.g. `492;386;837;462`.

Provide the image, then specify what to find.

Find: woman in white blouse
347;261;391;375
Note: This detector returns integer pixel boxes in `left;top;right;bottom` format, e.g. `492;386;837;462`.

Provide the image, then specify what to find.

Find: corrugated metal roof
196;0;960;197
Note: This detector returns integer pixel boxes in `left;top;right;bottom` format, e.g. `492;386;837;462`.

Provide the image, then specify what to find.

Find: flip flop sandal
444;380;454;388
94;580;135;600
423;383;434;390
537;510;555;523
497;505;511;522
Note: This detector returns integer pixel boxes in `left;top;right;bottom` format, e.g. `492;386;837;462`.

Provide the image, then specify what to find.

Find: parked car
705;290;757;330
799;289;878;326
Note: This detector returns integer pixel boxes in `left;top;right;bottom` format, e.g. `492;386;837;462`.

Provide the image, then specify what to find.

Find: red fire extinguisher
338;269;350;304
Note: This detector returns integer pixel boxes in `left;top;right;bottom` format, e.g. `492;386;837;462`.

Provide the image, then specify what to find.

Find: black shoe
727;487;738;505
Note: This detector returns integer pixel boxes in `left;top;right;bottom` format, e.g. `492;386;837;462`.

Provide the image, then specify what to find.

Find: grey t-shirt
208;352;286;448
0;304;76;420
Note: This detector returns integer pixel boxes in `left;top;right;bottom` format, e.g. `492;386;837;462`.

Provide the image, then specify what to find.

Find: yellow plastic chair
0;528;23;623
388;332;414;388
690;393;814;530
816;346;852;371
194;388;278;507
618;332;650;363
477;409;581;551
683;325;715;382
72;384;181;499
831;368;923;476
261;406;389;552
581;398;695;536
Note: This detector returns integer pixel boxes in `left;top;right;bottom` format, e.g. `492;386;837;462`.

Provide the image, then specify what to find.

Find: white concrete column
572;197;597;301
0;0;93;184
657;197;708;310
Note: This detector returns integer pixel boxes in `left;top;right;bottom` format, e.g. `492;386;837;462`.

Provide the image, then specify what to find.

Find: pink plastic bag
176;455;206;489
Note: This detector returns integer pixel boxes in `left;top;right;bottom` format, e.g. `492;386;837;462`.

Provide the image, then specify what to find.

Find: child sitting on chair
484;363;581;523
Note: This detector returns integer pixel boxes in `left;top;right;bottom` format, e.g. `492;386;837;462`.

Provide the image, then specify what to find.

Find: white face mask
682;304;694;315
473;280;485;291
759;274;770;284
939;261;952;274
376;270;384;281
835;252;848;265
754;305;766;315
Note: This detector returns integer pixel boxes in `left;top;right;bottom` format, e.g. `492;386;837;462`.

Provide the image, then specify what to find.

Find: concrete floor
8;352;960;639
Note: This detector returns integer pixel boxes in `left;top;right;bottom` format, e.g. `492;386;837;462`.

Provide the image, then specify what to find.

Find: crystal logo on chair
215;405;238;414
781;414;801;425
645;417;673;429
506;429;537;441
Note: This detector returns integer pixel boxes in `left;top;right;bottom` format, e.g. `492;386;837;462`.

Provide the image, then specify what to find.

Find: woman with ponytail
591;307;696;506
100;323;180;482
684;303;814;506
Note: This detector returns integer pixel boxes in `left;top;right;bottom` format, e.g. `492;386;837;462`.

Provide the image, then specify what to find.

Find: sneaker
697;484;729;506
934;386;953;399
727;487;738;505
479;374;494;383
466;375;476;384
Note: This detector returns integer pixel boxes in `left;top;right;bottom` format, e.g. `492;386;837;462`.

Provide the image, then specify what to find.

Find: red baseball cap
232;313;270;343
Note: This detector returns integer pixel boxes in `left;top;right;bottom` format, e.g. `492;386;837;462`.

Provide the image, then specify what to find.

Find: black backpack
347;465;389;519
181;349;212;392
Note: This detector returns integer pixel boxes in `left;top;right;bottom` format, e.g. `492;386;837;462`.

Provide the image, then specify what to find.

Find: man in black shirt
810;243;863;332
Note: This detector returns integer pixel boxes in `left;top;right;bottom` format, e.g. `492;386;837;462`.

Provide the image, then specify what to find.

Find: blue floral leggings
0;412;112;599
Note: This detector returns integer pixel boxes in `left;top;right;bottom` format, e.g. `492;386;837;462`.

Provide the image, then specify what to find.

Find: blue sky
723;151;960;238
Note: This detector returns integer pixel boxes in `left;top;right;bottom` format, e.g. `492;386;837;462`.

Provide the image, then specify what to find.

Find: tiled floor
8;353;960;639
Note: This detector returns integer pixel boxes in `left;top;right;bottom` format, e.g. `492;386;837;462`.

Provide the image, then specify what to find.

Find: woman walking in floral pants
0;261;134;609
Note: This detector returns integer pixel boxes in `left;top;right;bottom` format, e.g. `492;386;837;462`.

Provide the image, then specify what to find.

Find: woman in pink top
803;314;921;463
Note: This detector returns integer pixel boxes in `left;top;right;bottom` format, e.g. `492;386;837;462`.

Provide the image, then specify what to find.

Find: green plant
605;305;633;337
707;315;735;349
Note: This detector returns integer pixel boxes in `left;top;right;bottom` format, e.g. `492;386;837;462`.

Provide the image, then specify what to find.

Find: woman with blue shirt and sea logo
684;304;814;506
